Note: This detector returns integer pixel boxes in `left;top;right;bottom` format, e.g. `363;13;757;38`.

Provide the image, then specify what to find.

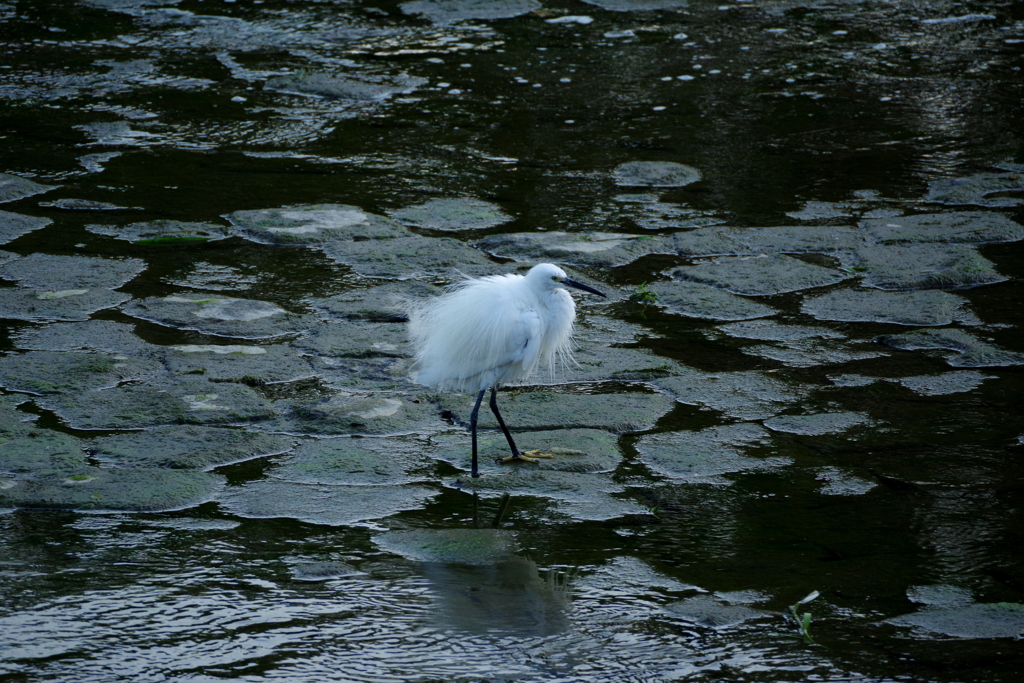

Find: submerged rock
896;371;992;396
270;436;434;486
0;288;130;322
432;428;621;475
265;71;425;101
802;289;978;326
612;161;702;187
388;197;512;232
663;595;766;628
375;528;517;564
887;602;1024;639
669;253;851;296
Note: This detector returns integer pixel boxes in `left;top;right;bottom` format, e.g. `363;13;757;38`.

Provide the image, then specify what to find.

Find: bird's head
526;263;607;297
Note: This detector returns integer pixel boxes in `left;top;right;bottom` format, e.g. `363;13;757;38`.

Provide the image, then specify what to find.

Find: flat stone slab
612;161;701;187
225;204;409;245
164;343;316;384
887;602;1024;639
843;244;1005;290
896;371;993;396
321;235;498;278
123;294;319;339
0;253;145;290
0;173;57;203
87;219;233;244
438;390;674;432
634;423;788;482
0;395;88;475
307;281;443;322
388;197;512;232
763;411;872;436
0;288;131;322
652;368;811;420
668;253;851;296
0;350;166;395
432;428;622;475
926;171;1024;207
401;0;542;24
859;211;1024;244
0;210;51;244
88;426;293;470
0;468;225;512
671;227;755;257
715;320;886;367
648;280;777;320
12;320;157;356
35;378;277;430
802;289;979;326
293;321;410;360
728;225;864;254
217;478;438;526
877;328;1024;367
266;436;435;486
312;355;418;392
271;393;444;436
476;231;673;267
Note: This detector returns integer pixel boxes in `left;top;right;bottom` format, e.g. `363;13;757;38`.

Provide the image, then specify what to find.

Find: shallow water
2;1;1024;681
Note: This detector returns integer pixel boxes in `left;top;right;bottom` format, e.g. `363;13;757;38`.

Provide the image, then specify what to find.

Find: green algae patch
648;280;776;321
88;426;292;470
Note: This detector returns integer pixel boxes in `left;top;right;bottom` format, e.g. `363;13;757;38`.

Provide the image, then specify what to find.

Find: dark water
1;1;1023;681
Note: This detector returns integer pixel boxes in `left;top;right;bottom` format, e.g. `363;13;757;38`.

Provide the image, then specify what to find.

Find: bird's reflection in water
420;556;572;636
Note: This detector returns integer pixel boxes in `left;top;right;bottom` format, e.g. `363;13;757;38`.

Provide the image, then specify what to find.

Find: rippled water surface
2;0;1023;681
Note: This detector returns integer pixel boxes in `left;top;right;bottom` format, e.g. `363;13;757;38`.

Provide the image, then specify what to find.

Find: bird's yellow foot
501;449;554;465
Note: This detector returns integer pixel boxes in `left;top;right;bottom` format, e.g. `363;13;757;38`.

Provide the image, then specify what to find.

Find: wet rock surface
1;0;1023;680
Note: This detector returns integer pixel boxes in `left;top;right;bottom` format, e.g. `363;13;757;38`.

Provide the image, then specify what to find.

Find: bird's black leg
469;388;487;478
489;386;520;457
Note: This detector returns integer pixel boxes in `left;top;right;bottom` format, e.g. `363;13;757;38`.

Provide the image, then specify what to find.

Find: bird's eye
551;276;560;282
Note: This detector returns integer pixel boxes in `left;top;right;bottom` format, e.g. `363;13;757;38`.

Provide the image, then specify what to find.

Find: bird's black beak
563;278;607;298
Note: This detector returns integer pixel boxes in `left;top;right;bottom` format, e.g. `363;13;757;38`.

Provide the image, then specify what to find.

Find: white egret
407;263;606;477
